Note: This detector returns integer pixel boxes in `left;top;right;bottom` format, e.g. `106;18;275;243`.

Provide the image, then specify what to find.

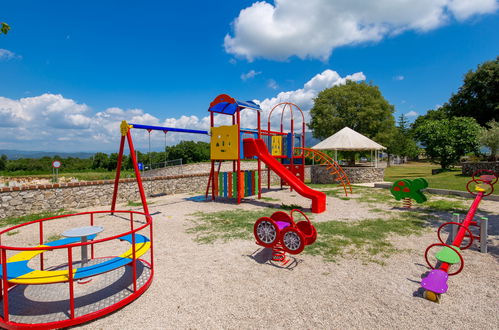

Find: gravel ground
2;187;498;329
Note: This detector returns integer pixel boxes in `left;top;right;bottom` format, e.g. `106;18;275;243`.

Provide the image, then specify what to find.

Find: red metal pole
1;249;9;323
111;135;126;212
267;115;271;189
237;108;241;204
211;111;216;201
132;231;137;292
68;247;75;319
439;191;484;273
127;131;150;215
149;215;154;269
452;192;483;245
90;213;95;259
257;111;261;199
39;221;44;271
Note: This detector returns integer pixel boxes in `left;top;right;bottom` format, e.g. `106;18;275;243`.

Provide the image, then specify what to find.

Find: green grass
127;200;154;207
320;189;351;200
187;209;275;243
280;203;303;210
188;208;430;264
305;213;429;263
0;209;70;228
344;185;469;213
260;197;279;202
424;199;468;213
384;162;498;195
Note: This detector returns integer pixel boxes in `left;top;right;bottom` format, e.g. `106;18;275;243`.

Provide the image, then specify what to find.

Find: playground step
435;246;462;264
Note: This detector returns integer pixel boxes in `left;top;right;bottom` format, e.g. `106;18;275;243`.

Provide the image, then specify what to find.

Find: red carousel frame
0;121;154;329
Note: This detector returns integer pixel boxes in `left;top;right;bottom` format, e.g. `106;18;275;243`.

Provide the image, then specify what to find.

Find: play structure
421;170;497;303
390;178;428;208
0;123;154;329
205;94;352;213
254;209;317;264
119;94;351;213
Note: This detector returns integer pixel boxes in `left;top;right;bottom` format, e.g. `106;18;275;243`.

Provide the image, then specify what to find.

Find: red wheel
280;227;306;254
308;225;317;245
424;243;464;276
254;217;279;248
437;222;474;250
472;170;498;184
466;179;494;196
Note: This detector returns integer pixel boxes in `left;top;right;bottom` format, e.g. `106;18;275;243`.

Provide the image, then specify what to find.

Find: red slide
243;138;326;213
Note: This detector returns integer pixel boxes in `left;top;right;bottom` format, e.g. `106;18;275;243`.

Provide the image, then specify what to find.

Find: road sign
138;162;144;171
52;160;61;168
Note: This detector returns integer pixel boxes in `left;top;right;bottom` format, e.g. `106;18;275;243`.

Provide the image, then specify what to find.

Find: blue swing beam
128;123;209;135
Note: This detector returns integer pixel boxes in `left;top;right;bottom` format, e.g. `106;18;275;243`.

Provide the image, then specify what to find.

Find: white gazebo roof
312;127;386;151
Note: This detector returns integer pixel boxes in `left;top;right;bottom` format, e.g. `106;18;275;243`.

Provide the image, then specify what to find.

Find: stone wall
0;164;313;219
0;174;208;219
461;162;499;176
311;165;384;184
143;161;311;181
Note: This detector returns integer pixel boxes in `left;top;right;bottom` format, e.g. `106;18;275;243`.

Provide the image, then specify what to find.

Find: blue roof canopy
208;94;261;115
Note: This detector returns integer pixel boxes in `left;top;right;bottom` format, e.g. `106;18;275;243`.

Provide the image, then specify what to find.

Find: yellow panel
271;136;282;156
11;269;76;285
120;242;151;259
7;246;48;263
211;125;239;160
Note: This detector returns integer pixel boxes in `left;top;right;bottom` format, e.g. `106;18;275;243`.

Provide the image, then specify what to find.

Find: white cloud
241;69;261;81
0;69;365;152
246;69;366;131
0;49;20;61
224;0;498;61
393;75;405;81
405;111;419;117
448;0;498;19
267;79;279;90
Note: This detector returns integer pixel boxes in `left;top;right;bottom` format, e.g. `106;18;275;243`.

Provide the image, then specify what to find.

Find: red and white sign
52;160;62;169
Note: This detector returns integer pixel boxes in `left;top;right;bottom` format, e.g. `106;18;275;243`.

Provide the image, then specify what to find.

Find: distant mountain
0;150;94;160
305;132;322;148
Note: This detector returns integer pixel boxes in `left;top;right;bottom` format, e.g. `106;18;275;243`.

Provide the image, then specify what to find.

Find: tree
166;141;210;164
414;117;481;169
0;154;7;171
309;81;396;145
389;114;420;161
92;152;109;169
441;57;499;126
1;22;10;35
480;120;499;160
410;108;447;134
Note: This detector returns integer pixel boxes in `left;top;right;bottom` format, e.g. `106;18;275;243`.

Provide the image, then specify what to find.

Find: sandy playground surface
2;186;498;329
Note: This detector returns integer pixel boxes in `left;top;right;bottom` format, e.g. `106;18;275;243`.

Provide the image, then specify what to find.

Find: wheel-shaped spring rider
253;209;317;260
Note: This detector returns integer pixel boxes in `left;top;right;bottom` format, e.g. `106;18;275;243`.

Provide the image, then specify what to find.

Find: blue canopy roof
208;94;261;115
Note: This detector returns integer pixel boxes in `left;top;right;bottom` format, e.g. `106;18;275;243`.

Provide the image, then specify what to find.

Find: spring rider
253;209;317;265
390;178;428;208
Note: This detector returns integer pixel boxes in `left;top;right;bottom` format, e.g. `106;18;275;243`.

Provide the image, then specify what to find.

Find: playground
2;186;495;329
0;95;497;329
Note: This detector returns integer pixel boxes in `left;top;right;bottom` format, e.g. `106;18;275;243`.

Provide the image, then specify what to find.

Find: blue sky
1;0;498;153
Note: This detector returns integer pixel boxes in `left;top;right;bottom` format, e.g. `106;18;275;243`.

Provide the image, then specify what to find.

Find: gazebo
312;127;386;167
